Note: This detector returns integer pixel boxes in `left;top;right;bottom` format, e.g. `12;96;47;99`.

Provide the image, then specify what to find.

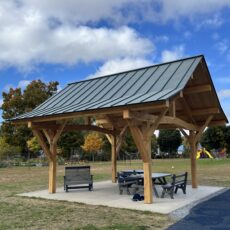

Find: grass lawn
0;158;229;230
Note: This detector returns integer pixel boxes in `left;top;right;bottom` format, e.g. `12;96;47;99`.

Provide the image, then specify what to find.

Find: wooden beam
13;101;168;124
191;107;220;116
169;99;176;118
129;125;149;162
31;128;53;161
53;121;67;144
65;125;119;135
105;134;112;144
207;120;227;126
30;123;118;136
160;116;199;131
123;110;157;122
84;117;91;125
183;84;212;95
123;110;130;119
116;125;128;154
194;115;213;144
179;97;196;124
149;108;168;134
180;128;189;139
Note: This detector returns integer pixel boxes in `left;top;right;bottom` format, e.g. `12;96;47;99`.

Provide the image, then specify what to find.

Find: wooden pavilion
11;55;228;204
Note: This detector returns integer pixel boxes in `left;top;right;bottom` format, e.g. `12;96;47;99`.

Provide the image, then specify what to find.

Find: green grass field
0;158;229;230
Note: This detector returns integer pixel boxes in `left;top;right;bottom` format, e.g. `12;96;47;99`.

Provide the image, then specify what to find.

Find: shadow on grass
76;224;149;230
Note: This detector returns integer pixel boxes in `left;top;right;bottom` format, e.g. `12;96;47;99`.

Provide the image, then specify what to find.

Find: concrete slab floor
18;181;225;215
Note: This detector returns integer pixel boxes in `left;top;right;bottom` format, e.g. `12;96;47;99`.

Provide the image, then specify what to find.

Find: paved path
168;189;230;230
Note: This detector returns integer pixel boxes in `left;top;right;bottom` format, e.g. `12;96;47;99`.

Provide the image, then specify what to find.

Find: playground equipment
196;148;213;159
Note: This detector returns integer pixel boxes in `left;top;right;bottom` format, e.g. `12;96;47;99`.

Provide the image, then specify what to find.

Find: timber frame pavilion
11;55;228;204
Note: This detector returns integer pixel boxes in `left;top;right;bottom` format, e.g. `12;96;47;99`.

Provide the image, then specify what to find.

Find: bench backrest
172;172;188;186
65;166;91;185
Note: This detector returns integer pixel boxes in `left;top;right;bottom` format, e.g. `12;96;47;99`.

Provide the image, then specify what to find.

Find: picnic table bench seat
117;172;142;195
64;166;93;192
161;172;188;199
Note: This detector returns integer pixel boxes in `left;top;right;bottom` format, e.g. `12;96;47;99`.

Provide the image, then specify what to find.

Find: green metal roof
12;55;204;121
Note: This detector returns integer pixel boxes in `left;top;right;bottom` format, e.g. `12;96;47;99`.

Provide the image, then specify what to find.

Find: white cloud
18;80;31;89
0;1;153;70
161;45;185;63
154;35;169;43
5;0;230;26
218;89;230;99
0;0;228;71
22;0;141;24
216;40;229;54
0;98;3;107
154;0;230;22
88;58;152;78
3;84;14;92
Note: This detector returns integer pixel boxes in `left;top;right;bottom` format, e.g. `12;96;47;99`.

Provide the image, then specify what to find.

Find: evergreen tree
158;129;182;157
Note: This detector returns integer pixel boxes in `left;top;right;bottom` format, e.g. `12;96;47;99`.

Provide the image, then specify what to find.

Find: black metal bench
161;172;188;199
117;172;142;195
64;166;93;192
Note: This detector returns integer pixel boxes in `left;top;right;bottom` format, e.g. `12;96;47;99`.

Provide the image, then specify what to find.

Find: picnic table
120;170;171;197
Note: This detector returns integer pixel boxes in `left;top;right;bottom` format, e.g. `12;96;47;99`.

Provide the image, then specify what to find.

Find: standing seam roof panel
11;55;213;121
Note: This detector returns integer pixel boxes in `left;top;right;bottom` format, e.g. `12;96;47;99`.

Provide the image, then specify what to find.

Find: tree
158;129;182;157
27;137;41;154
200;126;225;151
223;126;230;154
151;134;158;156
1;80;59;156
58;131;84;159
0;137;20;160
121;131;137;154
81;132;103;161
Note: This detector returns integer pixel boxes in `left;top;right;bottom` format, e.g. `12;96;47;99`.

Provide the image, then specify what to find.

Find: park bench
64;166;93;192
161;172;188;199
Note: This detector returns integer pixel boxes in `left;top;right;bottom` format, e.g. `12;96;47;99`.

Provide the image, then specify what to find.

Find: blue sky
0;0;230;123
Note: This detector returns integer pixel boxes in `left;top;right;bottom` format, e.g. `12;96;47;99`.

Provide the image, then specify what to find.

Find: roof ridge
68;54;204;85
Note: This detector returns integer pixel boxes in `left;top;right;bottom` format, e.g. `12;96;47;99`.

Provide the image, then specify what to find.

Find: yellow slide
196;148;213;159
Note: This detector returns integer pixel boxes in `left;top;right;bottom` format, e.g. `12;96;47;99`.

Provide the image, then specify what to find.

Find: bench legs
161;186;174;199
175;184;186;194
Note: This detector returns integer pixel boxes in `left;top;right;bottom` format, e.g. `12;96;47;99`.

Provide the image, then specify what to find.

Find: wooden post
111;135;117;183
143;133;153;204
29;121;66;194
189;131;198;188
106;126;127;183
184;116;213;189
143;162;153;204
49;141;57;193
128;125;153;204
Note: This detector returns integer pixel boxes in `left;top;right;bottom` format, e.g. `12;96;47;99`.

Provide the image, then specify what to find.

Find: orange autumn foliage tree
81;133;103;161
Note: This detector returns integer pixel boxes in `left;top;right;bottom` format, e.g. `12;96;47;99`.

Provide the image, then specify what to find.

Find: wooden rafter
179;97;196;124
191;107;219;116
183;84;212;94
